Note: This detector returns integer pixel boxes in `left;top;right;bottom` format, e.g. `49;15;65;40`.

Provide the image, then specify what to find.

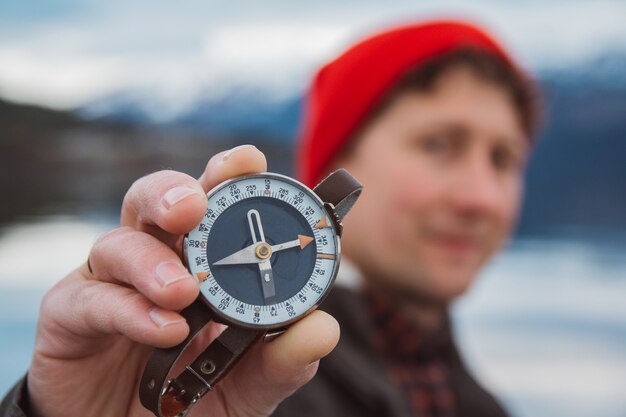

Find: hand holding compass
24;145;352;417
140;163;362;416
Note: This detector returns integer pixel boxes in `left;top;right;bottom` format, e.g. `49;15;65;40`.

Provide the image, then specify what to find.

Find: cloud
0;0;624;109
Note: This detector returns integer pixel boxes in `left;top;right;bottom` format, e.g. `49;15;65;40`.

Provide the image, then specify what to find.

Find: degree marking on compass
196;272;210;282
314;217;329;229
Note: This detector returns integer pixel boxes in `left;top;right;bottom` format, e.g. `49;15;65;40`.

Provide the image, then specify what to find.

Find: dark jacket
0;375;28;417
0;287;508;417
271;286;509;417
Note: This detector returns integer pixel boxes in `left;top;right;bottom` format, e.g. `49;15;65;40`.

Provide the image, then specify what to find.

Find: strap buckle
160;378;206;417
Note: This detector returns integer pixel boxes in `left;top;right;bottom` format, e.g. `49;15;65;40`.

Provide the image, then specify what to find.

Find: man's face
337;67;529;304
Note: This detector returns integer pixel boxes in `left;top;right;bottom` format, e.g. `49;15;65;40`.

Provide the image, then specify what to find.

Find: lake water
0;216;624;417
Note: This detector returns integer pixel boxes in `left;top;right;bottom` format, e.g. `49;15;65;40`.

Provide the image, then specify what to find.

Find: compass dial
185;173;340;329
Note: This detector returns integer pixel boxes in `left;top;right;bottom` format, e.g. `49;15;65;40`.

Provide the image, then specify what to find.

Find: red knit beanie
296;20;521;187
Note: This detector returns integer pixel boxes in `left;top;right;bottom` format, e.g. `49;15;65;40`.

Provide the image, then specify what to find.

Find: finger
39;276;190;356
120;144;266;247
198;144;267;191
121;170;207;237
88;227;199;311
213;310;340;416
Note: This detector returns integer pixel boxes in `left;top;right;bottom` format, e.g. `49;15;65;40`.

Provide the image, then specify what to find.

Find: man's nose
450;151;503;217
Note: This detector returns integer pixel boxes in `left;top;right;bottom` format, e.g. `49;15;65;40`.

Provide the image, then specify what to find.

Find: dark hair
367;47;542;139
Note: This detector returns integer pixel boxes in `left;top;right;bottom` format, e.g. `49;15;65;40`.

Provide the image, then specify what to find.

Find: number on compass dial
185;173;340;329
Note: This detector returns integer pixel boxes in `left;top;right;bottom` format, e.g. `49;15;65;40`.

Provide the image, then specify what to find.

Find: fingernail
155;261;192;287
162;185;201;210
149;308;186;328
222;144;257;162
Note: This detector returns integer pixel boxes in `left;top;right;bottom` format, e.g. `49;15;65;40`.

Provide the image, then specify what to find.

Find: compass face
185;173;340;329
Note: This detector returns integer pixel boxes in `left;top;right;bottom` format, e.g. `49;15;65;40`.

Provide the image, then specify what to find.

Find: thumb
212;310;340;417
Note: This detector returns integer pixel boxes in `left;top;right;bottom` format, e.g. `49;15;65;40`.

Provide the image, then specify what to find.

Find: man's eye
421;136;450;154
492;148;520;171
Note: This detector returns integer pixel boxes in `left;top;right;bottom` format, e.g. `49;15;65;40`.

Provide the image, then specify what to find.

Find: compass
140;169;362;417
186;172;341;329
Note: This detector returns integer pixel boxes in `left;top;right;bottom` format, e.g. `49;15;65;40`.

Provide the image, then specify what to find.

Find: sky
0;0;625;111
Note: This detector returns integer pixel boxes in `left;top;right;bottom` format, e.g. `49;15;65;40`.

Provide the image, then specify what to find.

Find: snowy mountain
1;53;625;238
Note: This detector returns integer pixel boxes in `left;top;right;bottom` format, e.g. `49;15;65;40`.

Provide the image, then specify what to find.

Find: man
273;20;538;417
0;19;538;417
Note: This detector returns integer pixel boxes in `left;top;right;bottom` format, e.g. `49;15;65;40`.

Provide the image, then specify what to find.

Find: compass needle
270;235;314;253
245;208;277;303
213;243;258;265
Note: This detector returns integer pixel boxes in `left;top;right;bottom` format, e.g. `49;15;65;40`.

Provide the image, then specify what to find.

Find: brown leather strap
313;169;363;222
140;299;211;416
164;326;260;409
139;299;261;417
